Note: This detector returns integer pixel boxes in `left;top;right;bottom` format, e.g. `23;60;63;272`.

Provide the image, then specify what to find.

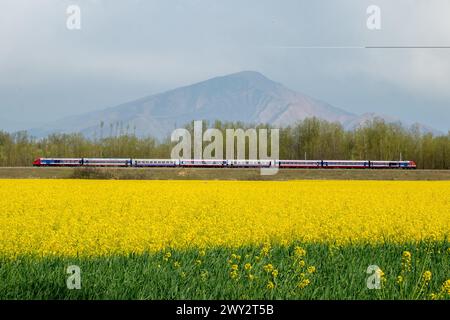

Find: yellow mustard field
0;179;449;258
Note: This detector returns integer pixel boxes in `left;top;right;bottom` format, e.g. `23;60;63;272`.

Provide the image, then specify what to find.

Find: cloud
0;0;449;131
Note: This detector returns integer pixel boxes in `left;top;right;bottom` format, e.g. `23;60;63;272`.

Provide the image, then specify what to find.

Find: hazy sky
1;0;450;132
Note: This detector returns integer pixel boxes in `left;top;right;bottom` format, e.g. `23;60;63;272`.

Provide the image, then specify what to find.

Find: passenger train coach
32;158;417;169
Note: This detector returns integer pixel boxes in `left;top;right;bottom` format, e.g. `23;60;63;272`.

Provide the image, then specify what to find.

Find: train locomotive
32;158;417;169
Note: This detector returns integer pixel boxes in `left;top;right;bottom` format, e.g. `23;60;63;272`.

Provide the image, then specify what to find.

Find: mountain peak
226;70;270;80
27;71;441;139
188;70;280;94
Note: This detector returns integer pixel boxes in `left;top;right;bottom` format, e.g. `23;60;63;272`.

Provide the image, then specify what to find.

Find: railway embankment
0;167;449;181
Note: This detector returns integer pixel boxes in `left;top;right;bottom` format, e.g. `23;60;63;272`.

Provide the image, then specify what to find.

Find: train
32;158;417;169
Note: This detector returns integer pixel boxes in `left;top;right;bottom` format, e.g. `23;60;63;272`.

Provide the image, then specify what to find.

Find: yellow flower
261;243;271;257
263;264;274;272
442;279;450;294
401;251;412;271
230;270;238;280
248;274;255;281
195;259;202;266
377;269;386;284
307;266;316;274
0;180;449;258
173;261;180;268
199;249;206;257
298;279;311;289
294;246;306;258
422;271;432;283
163;252;171;261
397;275;403;284
299;260;306;268
200;270;208;281
272;269;279;278
266;281;275;290
231;264;239;271
244;263;252;271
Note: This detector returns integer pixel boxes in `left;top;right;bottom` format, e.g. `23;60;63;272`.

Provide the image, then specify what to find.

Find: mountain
28;71;441;139
343;112;442;135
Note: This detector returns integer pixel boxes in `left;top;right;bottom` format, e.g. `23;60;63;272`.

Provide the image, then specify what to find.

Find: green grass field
1;242;448;300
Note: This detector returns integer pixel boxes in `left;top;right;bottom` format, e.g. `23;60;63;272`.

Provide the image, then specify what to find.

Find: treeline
0;133;172;167
0;118;448;169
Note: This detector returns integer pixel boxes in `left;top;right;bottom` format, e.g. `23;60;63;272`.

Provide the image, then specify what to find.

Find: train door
389;162;398;168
